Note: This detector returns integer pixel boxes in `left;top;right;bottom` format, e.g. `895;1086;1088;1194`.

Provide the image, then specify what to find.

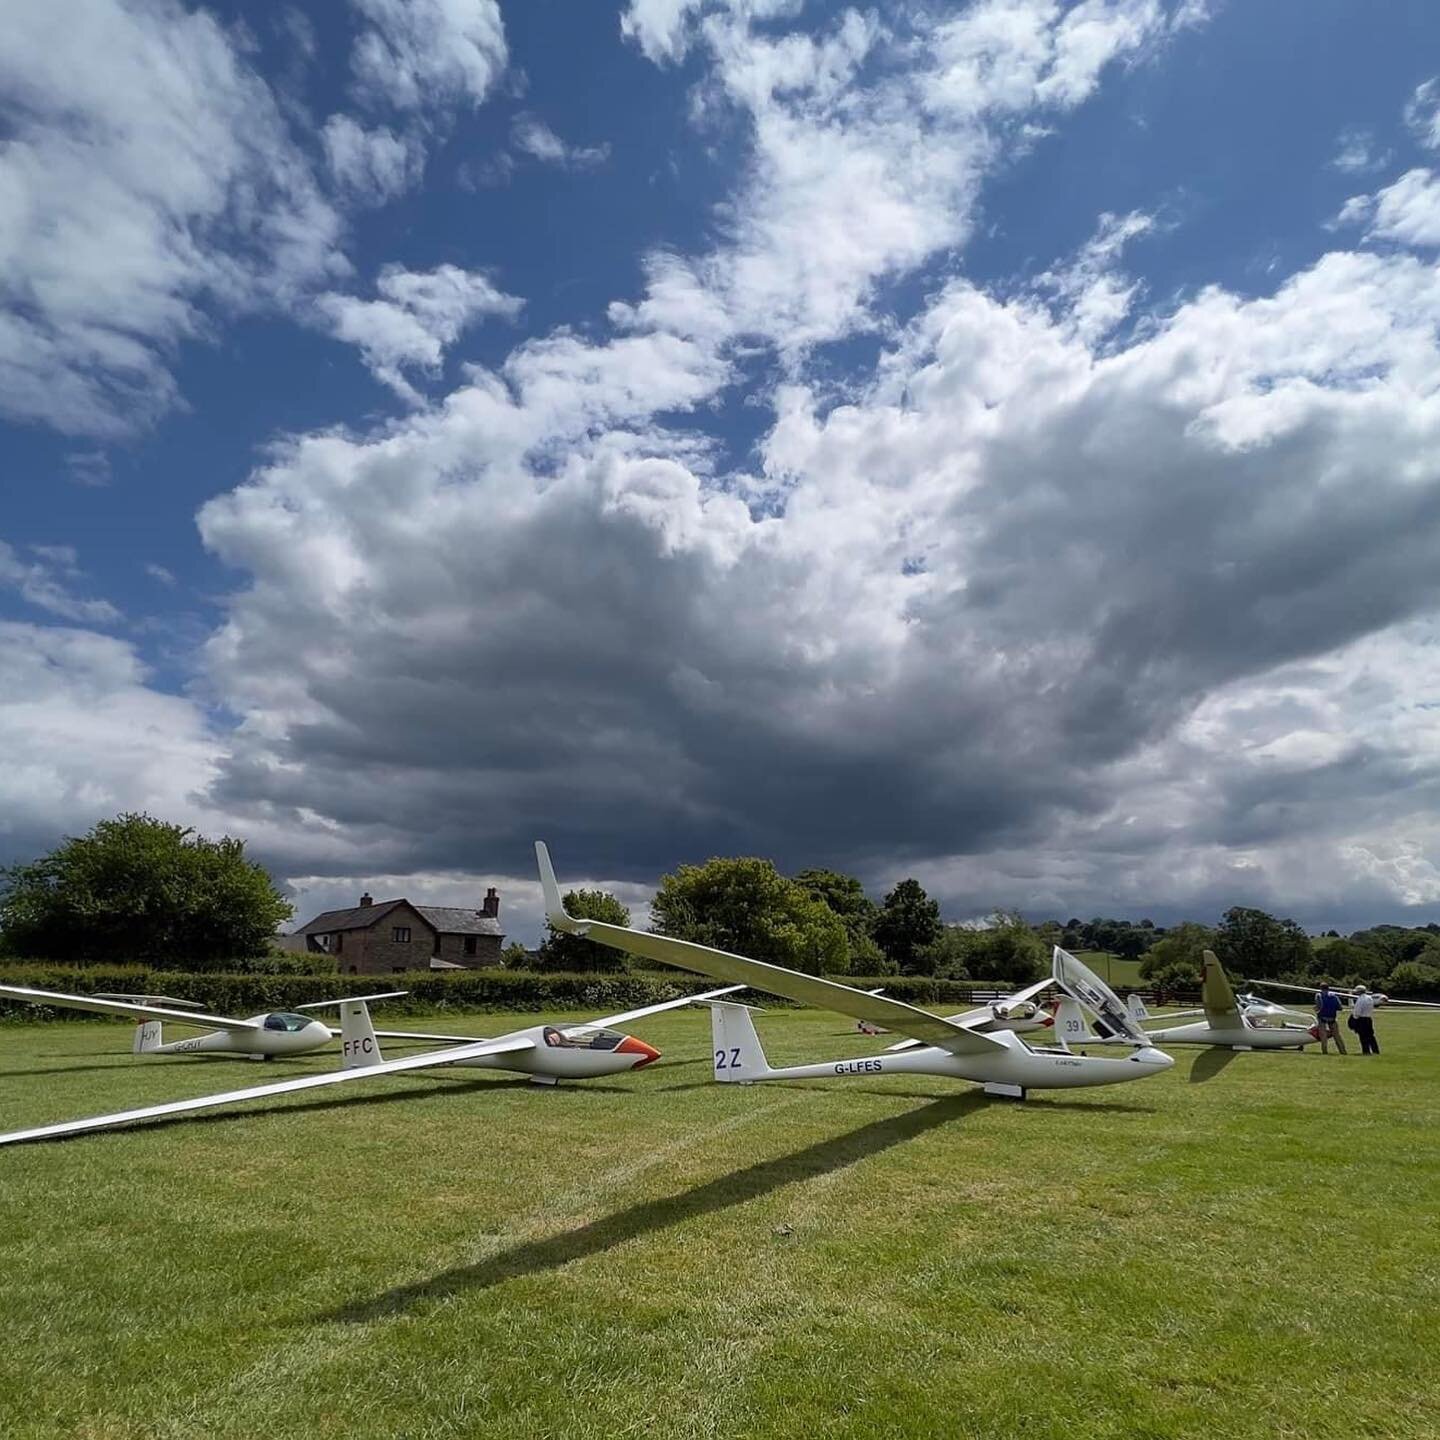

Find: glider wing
536;843;1004;1056
0;1035;535;1147
1200;951;1242;1026
0;984;260;1032
590;984;747;1029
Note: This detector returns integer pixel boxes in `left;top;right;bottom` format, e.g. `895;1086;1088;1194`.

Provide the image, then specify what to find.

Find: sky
6;0;1440;945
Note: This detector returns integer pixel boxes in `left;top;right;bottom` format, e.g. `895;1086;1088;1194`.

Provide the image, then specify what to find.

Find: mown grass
1;1007;1436;1439
1073;951;1146;987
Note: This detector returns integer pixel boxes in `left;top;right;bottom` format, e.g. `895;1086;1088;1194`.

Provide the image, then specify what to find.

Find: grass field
1;1007;1437;1440
1073;952;1146;987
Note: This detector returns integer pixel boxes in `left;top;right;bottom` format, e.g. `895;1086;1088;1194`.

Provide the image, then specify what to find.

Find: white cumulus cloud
0;0;346;438
316;264;523;404
349;0;508;111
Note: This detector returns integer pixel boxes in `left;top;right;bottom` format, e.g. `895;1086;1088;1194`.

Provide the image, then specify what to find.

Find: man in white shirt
1350;983;1388;1055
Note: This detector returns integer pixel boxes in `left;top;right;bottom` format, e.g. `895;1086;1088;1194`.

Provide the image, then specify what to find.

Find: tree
1139;922;1217;983
651;857;847;975
1214;906;1312;980
963;916;1047;984
873;878;941;974
795;868;880;973
1346;926;1434;967
0;813;291;967
1303;939;1390;985
499;941;531;968
914;925;972;980
1384;960;1440;998
535;889;632;972
915;914;1047;983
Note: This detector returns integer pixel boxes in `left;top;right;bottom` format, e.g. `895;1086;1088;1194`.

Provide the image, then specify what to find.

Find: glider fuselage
720;1027;1172;1093
1141;1019;1313;1049
156;1016;334;1058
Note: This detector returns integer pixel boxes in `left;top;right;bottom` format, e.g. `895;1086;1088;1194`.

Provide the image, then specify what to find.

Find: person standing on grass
1350;983;1387;1055
1314;982;1347;1054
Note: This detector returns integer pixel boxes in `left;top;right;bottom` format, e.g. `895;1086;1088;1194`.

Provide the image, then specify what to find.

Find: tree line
3;815;1439;996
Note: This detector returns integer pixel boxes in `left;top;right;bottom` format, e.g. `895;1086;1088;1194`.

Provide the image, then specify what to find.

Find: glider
1057;952;1321;1050
536;842;1172;1098
0;983;352;1059
0;983;489;1060
0;984;742;1146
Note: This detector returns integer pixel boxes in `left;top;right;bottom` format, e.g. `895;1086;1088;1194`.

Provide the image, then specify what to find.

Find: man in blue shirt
1314;983;1347;1054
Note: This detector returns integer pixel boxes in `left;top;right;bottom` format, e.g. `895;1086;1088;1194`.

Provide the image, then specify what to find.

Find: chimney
359;892;373;908
481;886;500;919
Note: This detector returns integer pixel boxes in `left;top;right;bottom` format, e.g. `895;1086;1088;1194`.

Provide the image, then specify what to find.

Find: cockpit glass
263;1013;314;1032
542;1026;624;1050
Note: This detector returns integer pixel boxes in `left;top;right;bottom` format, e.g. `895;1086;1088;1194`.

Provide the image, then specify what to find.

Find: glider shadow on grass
1188;1048;1243;1084
325;1090;988;1324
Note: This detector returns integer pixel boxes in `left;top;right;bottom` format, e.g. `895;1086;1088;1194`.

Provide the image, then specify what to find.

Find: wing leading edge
0;1035;536;1147
535;843;1004;1056
0;984;261;1033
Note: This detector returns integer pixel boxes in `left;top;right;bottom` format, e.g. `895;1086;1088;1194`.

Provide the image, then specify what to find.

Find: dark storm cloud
193;252;1440;924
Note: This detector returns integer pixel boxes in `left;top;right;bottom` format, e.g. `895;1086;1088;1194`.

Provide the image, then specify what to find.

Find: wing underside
1200;951;1242;1025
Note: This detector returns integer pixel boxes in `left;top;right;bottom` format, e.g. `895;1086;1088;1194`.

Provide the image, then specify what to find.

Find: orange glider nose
616;1035;661;1068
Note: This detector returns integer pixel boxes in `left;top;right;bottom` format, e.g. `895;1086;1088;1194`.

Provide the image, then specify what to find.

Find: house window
464;936;477;957
348;965;357;975
335;932;344;953
392;966;405;974
392;926;411;943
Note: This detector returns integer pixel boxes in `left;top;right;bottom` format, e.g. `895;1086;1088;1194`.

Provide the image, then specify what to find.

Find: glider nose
616;1035;660;1068
1133;1046;1174;1071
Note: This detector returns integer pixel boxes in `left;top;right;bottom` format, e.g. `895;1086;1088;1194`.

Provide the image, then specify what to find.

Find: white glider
1062;952;1321;1050
536;842;1172;1099
0;984;743;1146
0;983;344;1059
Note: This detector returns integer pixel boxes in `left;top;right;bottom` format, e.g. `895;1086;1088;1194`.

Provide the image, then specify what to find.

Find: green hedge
0;964;1095;1024
0;965;756;1023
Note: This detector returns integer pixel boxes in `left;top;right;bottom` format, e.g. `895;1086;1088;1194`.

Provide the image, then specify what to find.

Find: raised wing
591;984;747;1029
0;1035;536;1147
1200;951;1241;1025
536;843;1004;1056
0;983;259;1033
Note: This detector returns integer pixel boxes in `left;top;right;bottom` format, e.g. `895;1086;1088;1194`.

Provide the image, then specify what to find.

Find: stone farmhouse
295;888;504;974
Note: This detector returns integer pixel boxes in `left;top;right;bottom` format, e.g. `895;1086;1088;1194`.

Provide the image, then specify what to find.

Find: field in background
1;1009;1437;1439
1072;951;1146;987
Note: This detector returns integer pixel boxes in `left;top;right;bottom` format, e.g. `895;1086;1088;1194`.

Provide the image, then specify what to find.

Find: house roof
296;899;503;938
415;906;504;937
297;899;416;936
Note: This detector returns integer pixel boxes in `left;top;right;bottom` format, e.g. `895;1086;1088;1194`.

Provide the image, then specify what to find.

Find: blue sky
6;1;1440;942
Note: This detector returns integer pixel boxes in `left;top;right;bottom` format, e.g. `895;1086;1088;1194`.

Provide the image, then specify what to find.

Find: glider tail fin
1126;993;1149;1023
133;1020;162;1054
709;1001;771;1083
1054;997;1098;1047
338;999;384;1070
